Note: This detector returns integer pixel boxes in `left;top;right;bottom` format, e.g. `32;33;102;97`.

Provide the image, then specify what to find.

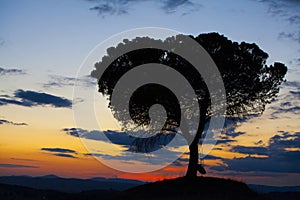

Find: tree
91;32;287;178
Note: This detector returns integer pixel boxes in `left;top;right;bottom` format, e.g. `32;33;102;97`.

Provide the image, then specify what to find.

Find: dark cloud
41;148;77;154
90;4;127;15
257;0;300;46
14;90;72;107
43;75;96;89
0;98;32;107
41;148;78;159
212;131;300;173
259;0;300;17
269;81;300;118
62;128;80;137
0;67;26;76
61;128;174;152
216;137;236;145
278;31;300;43
0;90;72;108
85;0;198;16
284;81;300;89
83;153;104;157
290;91;300;98
203;155;223;160
54;153;77;158
225;131;246;138
161;0;195;14
288;15;300;24
272;105;300;116
63;117;248;154
62;128;137;146
0;163;38;168
231;146;268;155
254;140;263;145
0;119;28;126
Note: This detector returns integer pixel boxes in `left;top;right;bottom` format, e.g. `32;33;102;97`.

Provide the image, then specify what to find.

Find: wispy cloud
0;119;28;126
278;31;300;43
41;148;78;159
0;38;5;47
269;81;300;118
257;0;300;44
41;147;77;153
10;158;38;162
0;67;26;76
0;90;72;108
54;153;78;158
43;74;96;89
0;163;38;168
85;0;199;16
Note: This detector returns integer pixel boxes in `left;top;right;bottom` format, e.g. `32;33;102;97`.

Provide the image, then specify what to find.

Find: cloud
54;153;77;158
278;31;300;43
0;119;28;126
90;3;126;15
62;128;80;137
271;104;300;116
0;38;5;46
43;75;96;89
84;153;104;157
231;146;268;155
212;131;300;173
161;0;195;14
10;158;38;162
0;163;38;168
259;0;300;17
254;140;263;145
85;0;198;16
61;128;174;152
0;90;72;108
0;67;26;76
41;148;77;154
283;81;300;89
41;148;78;159
216;137;236;145
269;81;300;118
225;131;246;138
288;15;300;25
258;0;300;44
290;91;300;98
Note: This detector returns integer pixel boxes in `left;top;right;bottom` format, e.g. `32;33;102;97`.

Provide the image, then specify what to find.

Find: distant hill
0;175;144;193
0;183;117;200
248;184;300;193
1;176;300;200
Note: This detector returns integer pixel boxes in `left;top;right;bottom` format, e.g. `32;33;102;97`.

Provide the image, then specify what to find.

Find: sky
0;0;300;186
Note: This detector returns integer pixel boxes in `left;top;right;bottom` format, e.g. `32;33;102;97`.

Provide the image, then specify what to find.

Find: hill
110;176;264;200
0;175;144;192
1;175;300;200
0;183;117;200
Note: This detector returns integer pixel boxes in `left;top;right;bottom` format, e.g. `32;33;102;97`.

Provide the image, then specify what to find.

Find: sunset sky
1;0;300;186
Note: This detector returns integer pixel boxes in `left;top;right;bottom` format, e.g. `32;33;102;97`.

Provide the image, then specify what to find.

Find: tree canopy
91;32;287;177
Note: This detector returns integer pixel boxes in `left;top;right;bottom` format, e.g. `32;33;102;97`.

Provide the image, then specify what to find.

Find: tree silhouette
91;33;287;178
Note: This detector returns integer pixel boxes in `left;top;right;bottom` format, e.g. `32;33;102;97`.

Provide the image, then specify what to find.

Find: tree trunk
185;102;208;178
186;139;199;178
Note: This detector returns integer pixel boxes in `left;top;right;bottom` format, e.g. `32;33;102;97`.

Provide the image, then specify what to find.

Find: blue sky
1;0;299;76
0;0;300;186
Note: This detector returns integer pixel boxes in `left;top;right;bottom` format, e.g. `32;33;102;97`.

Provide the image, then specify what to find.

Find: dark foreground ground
1;176;300;200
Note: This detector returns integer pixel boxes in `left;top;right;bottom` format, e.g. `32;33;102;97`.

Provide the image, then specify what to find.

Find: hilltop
110;176;263;200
